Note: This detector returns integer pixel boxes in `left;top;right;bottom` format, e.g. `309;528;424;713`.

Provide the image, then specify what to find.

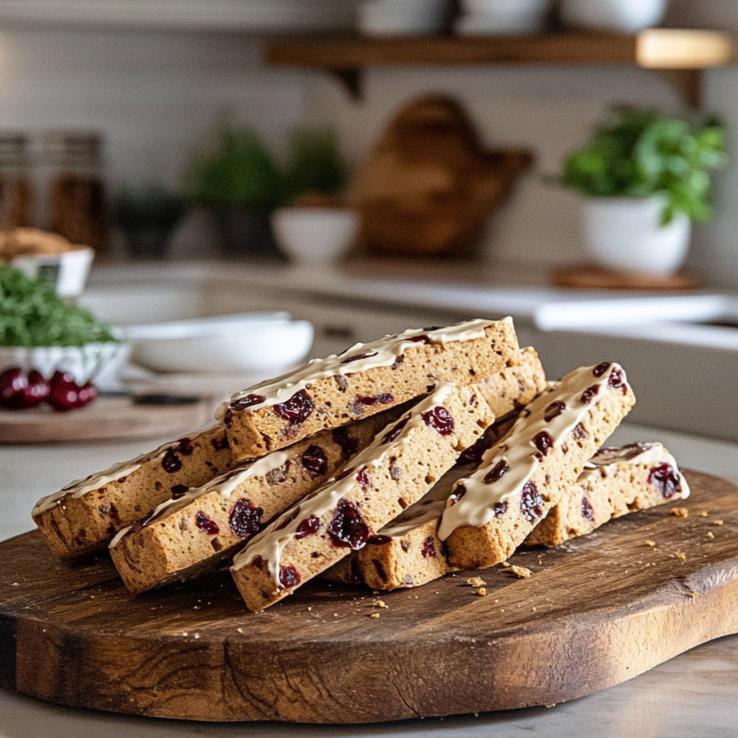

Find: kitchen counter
1;423;737;738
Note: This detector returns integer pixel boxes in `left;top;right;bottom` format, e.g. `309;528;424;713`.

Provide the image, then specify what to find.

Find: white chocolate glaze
438;362;633;541
226;318;506;411
108;449;291;550
231;383;461;579
32;425;224;518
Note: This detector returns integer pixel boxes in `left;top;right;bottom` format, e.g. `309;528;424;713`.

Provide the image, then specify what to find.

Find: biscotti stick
439;362;636;570
231;383;494;612
109;407;402;593
32;425;232;559
222;318;518;461
477;346;546;417
526;442;690;547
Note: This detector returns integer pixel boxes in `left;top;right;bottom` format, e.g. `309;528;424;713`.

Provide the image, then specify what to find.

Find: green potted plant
272;128;357;265
114;184;186;259
191;127;282;257
553;105;727;274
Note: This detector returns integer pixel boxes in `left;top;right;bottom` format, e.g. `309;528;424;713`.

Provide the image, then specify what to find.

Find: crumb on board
706;531;716;540
698;511;709;518
712;519;725;527
671;507;689;518
674;551;687;562
465;576;486;587
476;587;487;597
500;561;511;568
373;599;388;609
645;539;657;548
509;564;533;579
369;612;381;619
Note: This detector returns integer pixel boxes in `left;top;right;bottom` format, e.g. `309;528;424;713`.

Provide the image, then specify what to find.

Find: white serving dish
359;0;449;36
125;313;314;375
455;11;547;35
460;0;550;17
8;247;95;299
0;342;129;386
272;207;358;265
560;0;667;32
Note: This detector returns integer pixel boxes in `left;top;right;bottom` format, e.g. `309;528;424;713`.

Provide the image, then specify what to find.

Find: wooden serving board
552;264;701;291
0;396;211;444
0;470;737;724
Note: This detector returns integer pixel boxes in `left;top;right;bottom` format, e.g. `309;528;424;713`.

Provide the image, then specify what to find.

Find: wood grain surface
552;264;701;291
0;396;211;444
0;470;736;724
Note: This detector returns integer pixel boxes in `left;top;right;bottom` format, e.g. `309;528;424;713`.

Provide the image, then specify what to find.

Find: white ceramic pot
272;207;358;265
9;246;95;299
560;0;667;32
359;0;450;36
580;195;691;275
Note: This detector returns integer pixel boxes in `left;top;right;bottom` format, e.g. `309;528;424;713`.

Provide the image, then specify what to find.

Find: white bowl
0;342;129;385
359;0;450;35
8;246;95;299
272;207;358;265
456;10;548;35
126;315;314;375
560;0;667;32
461;0;550;16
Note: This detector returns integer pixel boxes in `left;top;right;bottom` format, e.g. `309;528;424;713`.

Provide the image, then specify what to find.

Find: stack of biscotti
230;382;495;611
32;425;232;559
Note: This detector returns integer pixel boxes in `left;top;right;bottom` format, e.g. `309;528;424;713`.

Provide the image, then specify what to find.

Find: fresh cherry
0;367;28;409
48;370;80;412
24;369;50;408
76;382;98;408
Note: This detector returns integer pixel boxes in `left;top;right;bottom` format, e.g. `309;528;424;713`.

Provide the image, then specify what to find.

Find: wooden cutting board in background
0;470;736;723
353;96;533;257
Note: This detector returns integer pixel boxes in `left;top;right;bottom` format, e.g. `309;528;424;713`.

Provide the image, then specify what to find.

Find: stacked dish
455;0;551;35
359;0;450;36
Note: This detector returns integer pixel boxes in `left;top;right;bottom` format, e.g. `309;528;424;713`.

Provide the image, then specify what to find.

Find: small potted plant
554;105;726;275
114;184;186;259
272;128;357;265
191;127;282;257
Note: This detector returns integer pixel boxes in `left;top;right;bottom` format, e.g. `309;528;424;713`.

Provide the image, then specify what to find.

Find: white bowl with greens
0;265;126;386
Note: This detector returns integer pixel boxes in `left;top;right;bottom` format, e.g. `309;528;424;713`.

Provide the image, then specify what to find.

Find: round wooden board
0;470;737;724
0;396;212;444
552;264;701;291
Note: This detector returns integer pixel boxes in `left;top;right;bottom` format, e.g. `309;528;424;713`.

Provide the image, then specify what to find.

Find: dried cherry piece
533;431;554;456
177;437;194;455
581;496;595;521
484;460;510;483
493;500;508;517
195;511;219;535
279;565;301;589
572;423;588;440
231;394;265;410
274;389;314;425
608;367;625;389
649;463;681;499
520;480;544;522
544;401;566;422
449;484;466;504
580;385;600;404
300;445;328;477
229;499;263;540
409;334;431;344
356;466;370;488
295;514;321;539
421;536;437;558
356;392;394;406
422;406;455;436
593;362;611;377
161;449;182;473
327;498;369;549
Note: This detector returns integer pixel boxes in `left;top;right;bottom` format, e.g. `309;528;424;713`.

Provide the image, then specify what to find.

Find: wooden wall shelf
266;29;736;106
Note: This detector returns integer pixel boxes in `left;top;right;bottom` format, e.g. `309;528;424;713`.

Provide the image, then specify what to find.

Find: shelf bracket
659;69;702;109
330;68;363;102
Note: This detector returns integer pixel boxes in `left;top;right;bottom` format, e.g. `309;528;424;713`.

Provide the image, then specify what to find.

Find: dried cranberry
593;362;611;377
580;385;600;404
327;498;369;549
195;511;219;535
368;534;391;545
229;499;263;540
356;466;370;488
422;406;455;436
231;394;265;410
493;500;508;517
484;460;510;483
409;334;431;344
382;418;408;444
295;515;321;539
177;438;194;455
332;427;358;460
608;367;625;390
274;389;314;425
161;449;182;473
279;565;301;589
210;434;229;451
171;484;188;499
340;350;378;364
421;536;437;558
300;445;328;477
520;481;544;522
572;423;587;440
649;463;681;499
356;392;394;406
544;401;566;422
449;484;466;504
533;431;554;456
581;496;594;521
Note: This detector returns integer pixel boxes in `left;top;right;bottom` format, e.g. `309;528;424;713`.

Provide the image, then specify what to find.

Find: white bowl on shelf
8;246;95;299
272;207;358;265
125;313;314;375
456;0;551;35
359;0;450;36
560;0;667;32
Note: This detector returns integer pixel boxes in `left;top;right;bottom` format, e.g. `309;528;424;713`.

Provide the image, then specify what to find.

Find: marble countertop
1;423;737;738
